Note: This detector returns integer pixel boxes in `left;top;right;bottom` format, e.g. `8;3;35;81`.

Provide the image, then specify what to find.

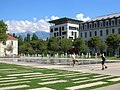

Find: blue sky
1;0;120;33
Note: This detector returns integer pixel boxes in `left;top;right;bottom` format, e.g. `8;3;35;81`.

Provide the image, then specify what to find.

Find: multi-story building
79;13;120;41
79;13;120;55
49;17;82;39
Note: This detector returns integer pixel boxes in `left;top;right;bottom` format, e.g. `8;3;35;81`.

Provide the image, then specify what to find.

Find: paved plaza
0;58;120;90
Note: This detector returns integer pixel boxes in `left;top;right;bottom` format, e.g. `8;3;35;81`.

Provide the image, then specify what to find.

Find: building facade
0;34;18;57
49;17;82;39
79;13;120;41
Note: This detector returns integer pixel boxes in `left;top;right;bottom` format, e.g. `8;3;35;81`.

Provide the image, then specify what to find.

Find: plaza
0;58;120;90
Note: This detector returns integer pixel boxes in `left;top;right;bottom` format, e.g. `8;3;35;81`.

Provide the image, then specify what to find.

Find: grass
0;62;120;90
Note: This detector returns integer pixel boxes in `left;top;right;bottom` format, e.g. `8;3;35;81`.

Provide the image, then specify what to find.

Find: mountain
16;31;50;39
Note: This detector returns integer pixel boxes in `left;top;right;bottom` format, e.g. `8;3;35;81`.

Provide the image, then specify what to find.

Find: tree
26;33;31;42
37;39;47;53
106;34;120;56
60;38;73;53
19;42;33;55
0;20;7;42
88;36;102;54
18;35;23;46
31;33;38;41
73;38;87;54
48;37;59;52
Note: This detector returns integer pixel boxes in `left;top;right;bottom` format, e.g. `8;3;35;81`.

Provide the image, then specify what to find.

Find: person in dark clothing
100;53;107;70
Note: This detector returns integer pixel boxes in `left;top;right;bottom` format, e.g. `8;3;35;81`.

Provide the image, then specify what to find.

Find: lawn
0;62;120;90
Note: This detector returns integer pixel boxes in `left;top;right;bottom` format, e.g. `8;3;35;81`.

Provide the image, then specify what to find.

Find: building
0;34;18;57
49;17;82;39
79;13;120;41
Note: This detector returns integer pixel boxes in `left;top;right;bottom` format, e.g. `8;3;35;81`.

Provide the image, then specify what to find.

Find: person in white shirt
72;53;78;67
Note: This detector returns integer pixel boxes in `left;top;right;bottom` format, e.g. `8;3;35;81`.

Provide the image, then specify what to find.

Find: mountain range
16;31;50;39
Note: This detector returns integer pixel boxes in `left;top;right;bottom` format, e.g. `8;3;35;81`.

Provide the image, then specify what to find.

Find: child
100;53;107;70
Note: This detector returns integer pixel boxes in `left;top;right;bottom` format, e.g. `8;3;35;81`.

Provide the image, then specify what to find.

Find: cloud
51;16;59;20
5;14;90;34
5;18;51;33
76;13;90;21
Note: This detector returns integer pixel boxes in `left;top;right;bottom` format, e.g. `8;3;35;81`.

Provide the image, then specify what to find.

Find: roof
87;12;120;22
48;17;82;24
7;34;17;40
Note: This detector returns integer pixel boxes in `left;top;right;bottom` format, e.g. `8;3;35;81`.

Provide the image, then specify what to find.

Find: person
100;53;107;70
72;53;78;67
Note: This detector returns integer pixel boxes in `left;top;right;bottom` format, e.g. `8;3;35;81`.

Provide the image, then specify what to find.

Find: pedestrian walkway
0;59;120;90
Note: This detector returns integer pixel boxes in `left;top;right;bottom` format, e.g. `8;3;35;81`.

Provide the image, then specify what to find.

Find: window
50;29;53;32
89;23;92;28
75;32;77;38
54;28;58;31
118;28;120;34
84;24;87;29
85;32;87;38
105;20;109;26
99;21;103;27
111;19;115;26
11;41;13;45
71;31;74;35
100;30;103;36
89;32;92;37
117;18;120;24
80;33;82;38
112;29;115;33
106;29;108;35
80;25;83;30
95;31;97;36
69;26;78;30
94;22;97;28
62;26;64;30
62;32;67;35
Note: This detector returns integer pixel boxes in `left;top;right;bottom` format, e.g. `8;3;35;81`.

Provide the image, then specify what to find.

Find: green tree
37;39;47;53
88;36;102;54
0;20;7;42
32;33;38;41
19;42;33;55
73;38;87;54
18;35;23;46
106;34;120;56
26;33;31;42
60;38;73;53
48;37;59;52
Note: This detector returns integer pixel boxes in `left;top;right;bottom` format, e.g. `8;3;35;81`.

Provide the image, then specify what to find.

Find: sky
0;0;120;33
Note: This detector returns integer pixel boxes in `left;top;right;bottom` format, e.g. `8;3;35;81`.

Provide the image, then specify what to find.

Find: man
100;53;107;70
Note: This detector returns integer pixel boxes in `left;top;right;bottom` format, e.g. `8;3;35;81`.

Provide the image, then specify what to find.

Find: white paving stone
0;68;17;71
23;74;44;77
0;77;16;80
72;77;88;81
39;80;67;85
7;72;42;76
93;75;106;78
0;81;30;86
41;78;58;81
108;78;120;81
74;76;113;84
29;87;54;90
0;85;29;90
66;81;107;90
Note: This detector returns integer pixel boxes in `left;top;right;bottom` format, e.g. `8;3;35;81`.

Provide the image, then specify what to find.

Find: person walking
72;53;78;67
100;53;107;70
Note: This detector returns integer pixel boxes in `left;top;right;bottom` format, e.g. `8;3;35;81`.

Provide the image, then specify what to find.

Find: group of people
71;52;107;70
